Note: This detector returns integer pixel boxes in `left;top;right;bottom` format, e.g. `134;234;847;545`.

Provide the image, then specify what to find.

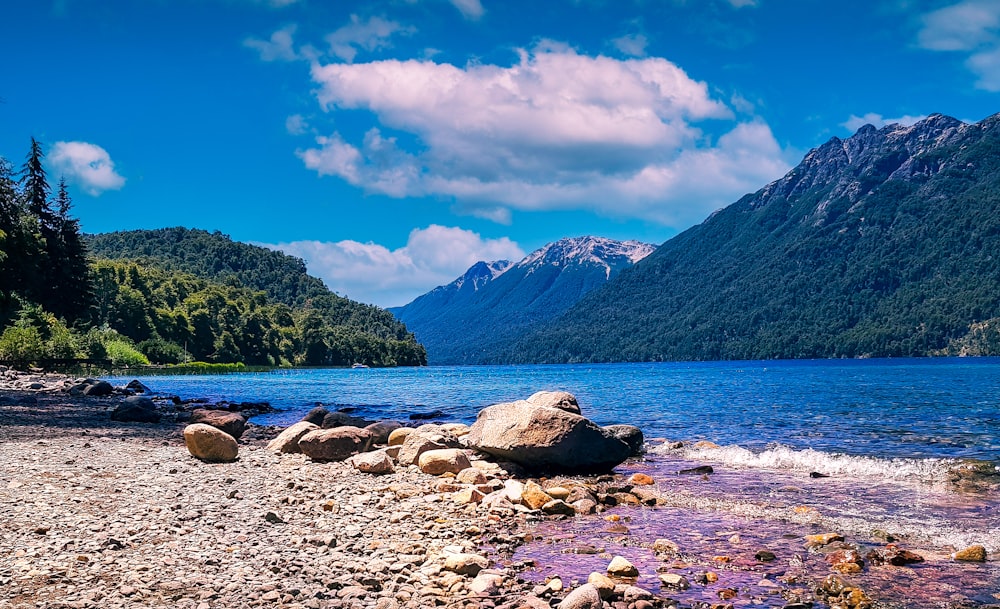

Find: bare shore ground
0;385;534;609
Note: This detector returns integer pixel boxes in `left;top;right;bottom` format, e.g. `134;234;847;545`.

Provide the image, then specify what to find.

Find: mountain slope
391;237;655;364
514;113;1000;362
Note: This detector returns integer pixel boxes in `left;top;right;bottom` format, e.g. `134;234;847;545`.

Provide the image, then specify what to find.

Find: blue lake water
112;358;1000;462
110;358;1000;607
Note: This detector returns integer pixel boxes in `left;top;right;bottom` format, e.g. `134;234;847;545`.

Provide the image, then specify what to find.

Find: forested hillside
513;113;1000;362
0;141;425;368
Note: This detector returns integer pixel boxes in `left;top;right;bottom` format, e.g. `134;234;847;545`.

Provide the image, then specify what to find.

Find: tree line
0;140;426;368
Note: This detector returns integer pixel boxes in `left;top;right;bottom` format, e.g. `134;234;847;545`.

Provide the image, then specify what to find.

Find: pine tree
51;178;93;323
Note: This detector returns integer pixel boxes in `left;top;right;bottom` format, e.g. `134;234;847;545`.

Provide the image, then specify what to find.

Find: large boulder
110;395;161;423
190;409;247;439
298;426;374;462
526;391;581;415
184;423;238;462
267;421;319;453
465;400;631;473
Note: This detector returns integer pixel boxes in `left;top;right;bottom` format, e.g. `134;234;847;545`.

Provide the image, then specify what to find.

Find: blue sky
2;0;999;306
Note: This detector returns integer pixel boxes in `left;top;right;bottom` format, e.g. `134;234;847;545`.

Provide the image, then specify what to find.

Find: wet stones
606;556;639;577
804;532;844;548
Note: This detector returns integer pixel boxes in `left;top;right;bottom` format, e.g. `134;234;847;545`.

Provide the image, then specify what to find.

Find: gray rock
298;427;374;462
365;420;403;444
110;396;161;423
465;400;631;473
190;409;246;439
82;380;113;397
267;421;319;453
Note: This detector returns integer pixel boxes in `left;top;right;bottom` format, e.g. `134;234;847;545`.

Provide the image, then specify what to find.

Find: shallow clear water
110;358;1000;607
112;358;1000;462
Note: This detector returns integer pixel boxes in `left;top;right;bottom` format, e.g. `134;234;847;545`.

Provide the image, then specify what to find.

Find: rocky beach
2;368;997;609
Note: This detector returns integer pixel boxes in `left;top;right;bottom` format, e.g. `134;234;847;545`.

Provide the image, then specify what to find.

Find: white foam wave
652;442;977;483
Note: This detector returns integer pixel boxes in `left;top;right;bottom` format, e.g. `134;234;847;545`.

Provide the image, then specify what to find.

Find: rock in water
952;545;987;562
190;409;247;439
110;396;161;423
557;583;603;609
300;406;329;426
298;427;374;462
606;556;639;577
465;400;631;472
184;423;238;463
603;424;644;455
267;421;319;453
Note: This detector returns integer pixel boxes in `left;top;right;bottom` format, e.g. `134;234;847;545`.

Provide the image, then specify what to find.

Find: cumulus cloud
842;112;927;132
326;15;414;62
726;0;759;7
48;141;126;196
918;0;1000;90
263;225;524;306
300;44;791;228
244;24;299;61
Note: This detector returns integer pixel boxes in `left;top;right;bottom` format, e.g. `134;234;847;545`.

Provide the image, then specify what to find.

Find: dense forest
512;113;1000;362
0;141;426;368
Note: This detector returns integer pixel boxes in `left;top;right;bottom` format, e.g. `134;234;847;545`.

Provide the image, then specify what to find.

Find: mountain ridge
510;112;1000;362
390;236;656;364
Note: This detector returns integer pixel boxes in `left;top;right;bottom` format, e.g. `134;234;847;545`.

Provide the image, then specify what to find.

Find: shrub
103;338;150;367
0;325;45;366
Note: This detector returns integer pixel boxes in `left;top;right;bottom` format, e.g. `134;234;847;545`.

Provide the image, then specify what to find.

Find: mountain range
507;112;1000;362
390;237;656;364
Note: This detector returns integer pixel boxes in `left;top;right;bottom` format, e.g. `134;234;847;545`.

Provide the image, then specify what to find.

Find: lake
109;358;1000;607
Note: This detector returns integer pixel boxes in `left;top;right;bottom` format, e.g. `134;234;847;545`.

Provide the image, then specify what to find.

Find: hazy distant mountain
390;236;655;364
514;113;1000;362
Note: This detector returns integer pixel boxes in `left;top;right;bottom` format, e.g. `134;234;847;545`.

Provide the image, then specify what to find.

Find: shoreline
2;370;997;609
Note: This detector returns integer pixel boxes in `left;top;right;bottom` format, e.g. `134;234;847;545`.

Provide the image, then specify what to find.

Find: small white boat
351;363;369;369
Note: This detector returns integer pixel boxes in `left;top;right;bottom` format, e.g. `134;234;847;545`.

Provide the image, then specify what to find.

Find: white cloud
48;141;126;196
611;33;648;57
842;112;928;132
917;0;1000;90
285;114;308;135
449;0;484;19
244;24;299;61
726;0;759;7
918;0;1000;51
301;44;791;228
326;15;414;63
263;225;525;307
